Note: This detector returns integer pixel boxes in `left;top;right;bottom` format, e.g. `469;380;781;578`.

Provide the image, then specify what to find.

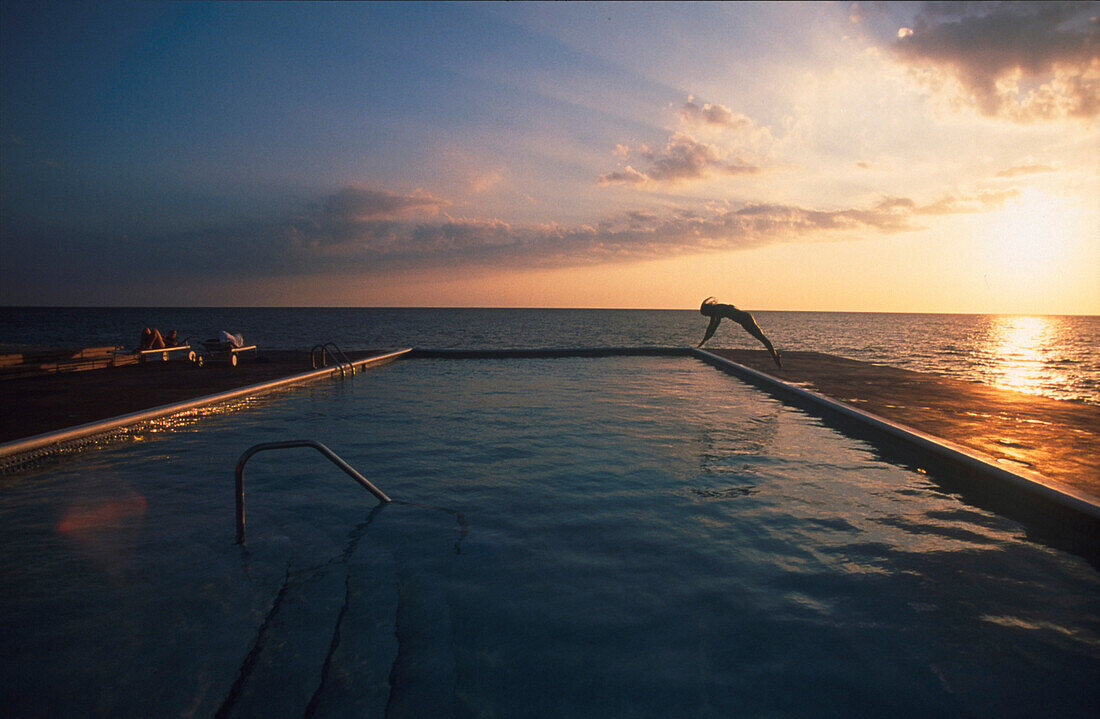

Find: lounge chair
112;340;197;365
198;334;257;367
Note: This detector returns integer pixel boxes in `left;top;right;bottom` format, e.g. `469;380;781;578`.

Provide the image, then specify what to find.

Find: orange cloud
468;170;504;194
996;163;1055;178
598;133;759;186
677;99;754;129
914;189;1020;216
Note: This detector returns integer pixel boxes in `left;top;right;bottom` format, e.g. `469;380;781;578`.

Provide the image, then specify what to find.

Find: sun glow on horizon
983;189;1080;279
970;187;1099;314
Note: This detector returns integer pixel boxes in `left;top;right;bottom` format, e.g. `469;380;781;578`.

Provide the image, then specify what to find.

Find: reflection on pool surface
1;357;1098;717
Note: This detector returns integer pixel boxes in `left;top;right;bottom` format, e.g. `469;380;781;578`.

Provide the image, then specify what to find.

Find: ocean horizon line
2;305;1098;318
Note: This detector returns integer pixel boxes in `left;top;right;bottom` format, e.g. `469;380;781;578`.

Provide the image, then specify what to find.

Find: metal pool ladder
235;440;391;544
310;342;356;377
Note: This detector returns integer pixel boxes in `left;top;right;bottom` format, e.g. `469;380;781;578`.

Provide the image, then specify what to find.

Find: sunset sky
2;1;1098;313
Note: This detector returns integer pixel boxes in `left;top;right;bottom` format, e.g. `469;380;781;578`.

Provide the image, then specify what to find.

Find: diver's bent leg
742;321;782;368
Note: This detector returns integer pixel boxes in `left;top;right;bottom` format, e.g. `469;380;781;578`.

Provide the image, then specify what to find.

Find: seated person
139;327;166;350
164;329;182;347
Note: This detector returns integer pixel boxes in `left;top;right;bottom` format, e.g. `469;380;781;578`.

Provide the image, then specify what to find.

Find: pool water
1;357;1097;717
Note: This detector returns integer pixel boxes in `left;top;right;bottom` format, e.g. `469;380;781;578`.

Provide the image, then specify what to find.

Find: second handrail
235;440;391;544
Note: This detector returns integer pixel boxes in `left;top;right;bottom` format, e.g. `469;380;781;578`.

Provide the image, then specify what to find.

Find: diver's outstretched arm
698;316;721;347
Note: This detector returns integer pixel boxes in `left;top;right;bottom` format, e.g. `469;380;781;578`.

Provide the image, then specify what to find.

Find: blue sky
2;2;1098;311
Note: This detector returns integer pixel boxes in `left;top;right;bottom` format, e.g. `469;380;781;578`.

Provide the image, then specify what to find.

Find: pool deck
2;345;1097;518
704;349;1100;502
0;349;408;461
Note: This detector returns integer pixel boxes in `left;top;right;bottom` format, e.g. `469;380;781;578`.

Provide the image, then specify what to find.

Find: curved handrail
310;343;328;369
310;342;355;376
235;440;390;544
323;342;355;376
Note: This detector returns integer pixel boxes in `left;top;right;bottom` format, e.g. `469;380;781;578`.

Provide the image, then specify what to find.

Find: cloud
596;166;649;186
467;170;504;194
2;158;1025;304
311;186;448;221
996;163;1055;177
1;184;1019;299
600;97;773;187
597;132;760;186
267;186;452;249
871;196;916;212
677;99;754;129
913;189;1019;216
850;3;867;26
891;2;1100;121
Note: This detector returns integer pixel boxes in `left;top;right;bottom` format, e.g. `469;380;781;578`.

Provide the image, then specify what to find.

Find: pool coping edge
0;348;412;464
693;348;1100;522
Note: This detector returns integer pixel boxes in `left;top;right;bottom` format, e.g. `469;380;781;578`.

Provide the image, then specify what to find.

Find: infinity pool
1;357;1097;717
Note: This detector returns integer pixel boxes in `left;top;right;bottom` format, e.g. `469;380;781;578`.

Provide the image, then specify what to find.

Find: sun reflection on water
983;316;1054;396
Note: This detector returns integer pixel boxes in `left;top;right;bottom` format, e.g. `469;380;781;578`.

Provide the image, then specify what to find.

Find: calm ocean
1;307;1098;405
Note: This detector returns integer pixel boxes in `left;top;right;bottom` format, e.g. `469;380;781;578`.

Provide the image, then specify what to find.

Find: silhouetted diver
697;297;782;368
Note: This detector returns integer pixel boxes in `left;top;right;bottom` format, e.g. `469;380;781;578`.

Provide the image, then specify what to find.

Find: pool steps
235;440;391;545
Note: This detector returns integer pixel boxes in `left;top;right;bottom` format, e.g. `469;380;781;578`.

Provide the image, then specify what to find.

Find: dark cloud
1;184;1021;302
598;133;760;186
251;187;450;249
313;187;448;221
892;2;1100;120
